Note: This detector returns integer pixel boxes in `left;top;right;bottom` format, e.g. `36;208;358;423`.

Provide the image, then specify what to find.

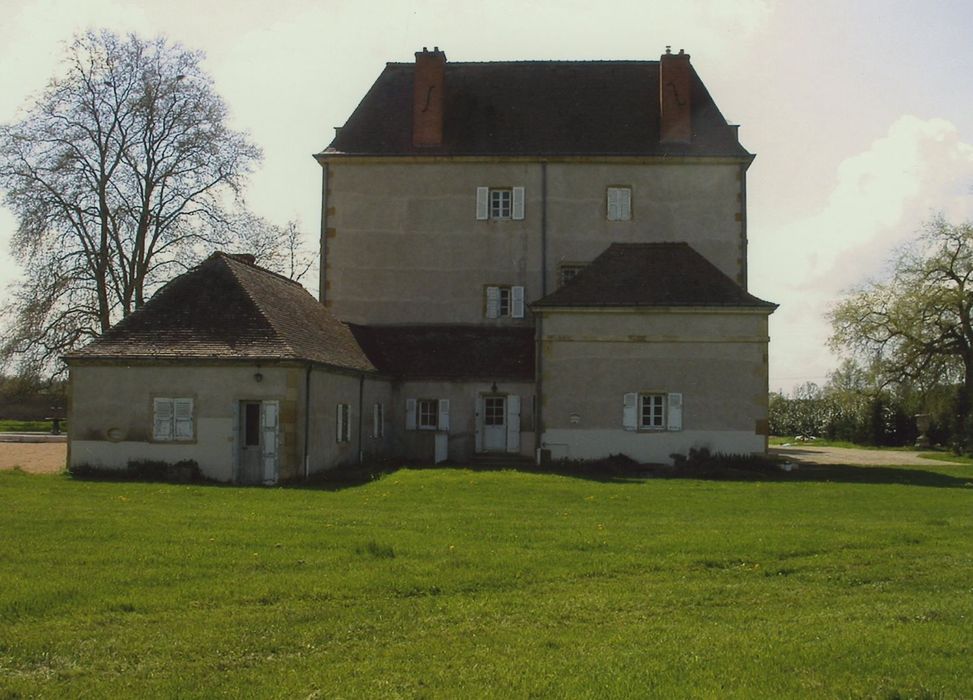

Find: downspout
319;161;329;303
357;374;365;465
536;161;548;463
739;161;749;291
303;364;311;479
541;161;548;295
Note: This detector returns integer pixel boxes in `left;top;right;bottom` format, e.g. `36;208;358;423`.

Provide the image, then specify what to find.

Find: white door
261;401;279;484
434;432;448;464
482;395;506;452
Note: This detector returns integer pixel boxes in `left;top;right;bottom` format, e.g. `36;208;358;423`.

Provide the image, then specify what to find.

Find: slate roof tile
322;61;750;158
65;253;375;372
349;324;534;381
532;243;776;309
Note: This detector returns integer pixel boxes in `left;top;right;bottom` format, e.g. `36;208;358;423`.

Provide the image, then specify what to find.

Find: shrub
69;459;205;483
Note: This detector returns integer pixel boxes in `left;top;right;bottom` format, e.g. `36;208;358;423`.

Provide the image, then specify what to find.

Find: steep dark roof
65;253;375;371
533;243;776;309
349;325;534;381
322;60;750;158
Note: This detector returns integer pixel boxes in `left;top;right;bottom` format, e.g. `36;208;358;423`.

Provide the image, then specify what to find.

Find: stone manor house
64;47;776;484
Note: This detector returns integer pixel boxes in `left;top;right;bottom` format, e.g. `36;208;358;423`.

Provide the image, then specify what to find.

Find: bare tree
0;30;262;372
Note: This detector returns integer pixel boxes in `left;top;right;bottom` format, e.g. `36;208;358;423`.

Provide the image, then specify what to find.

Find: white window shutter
607;188;619;220
486;286;500;319
261;401;279;484
406;398;417;430
622;393;638;431
476;187;489;220
512;186;525;220
619;187;632;220
173;398;194;439
512;286;525;318
438;399;450;432
506;394;521;452
153;398;173;440
667;393;683;431
474;395;483;452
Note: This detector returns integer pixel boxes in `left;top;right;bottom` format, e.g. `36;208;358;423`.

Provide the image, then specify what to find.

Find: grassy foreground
1;465;972;698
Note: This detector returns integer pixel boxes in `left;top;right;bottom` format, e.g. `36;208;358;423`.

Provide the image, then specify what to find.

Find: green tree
829;216;973;447
0;30;264;373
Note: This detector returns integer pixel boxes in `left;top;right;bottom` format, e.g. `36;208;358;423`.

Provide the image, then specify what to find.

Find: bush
69;459;205;483
669;447;782;479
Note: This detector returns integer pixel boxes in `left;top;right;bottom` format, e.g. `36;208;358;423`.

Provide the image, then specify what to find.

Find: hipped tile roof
65;253;375;372
321;60;750;158
349;325;534;381
532;243;777;310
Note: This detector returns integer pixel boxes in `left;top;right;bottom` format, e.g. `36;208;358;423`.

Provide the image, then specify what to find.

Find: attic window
559;263;587;288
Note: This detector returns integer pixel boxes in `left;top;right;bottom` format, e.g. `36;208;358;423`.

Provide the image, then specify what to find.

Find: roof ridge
213;251;306;288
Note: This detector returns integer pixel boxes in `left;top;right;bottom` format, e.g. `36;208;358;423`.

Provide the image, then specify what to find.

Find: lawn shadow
766;463;973;489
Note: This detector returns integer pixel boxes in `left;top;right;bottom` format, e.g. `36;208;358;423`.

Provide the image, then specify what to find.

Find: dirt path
771;445;946;466
0;442;67;474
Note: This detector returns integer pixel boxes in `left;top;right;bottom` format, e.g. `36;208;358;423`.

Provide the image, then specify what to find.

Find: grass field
0;419;62;433
1;464;971;698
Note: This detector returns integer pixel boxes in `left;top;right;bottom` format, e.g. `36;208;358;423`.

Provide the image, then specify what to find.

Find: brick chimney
413;46;446;147
659;47;692;144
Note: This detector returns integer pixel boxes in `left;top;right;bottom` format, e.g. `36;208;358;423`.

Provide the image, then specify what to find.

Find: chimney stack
413;46;446;147
659;47;692;144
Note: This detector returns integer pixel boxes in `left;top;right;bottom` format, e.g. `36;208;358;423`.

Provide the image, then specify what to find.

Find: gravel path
771;445;946;466
0;442;67;473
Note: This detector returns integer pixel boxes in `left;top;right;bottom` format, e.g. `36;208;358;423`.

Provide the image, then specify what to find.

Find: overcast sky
1;0;972;392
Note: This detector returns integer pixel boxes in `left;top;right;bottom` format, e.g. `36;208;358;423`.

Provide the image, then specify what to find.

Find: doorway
238;400;278;485
482;395;507;452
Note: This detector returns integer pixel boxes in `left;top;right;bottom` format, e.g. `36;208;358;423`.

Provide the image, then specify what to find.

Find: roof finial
665;45;671;54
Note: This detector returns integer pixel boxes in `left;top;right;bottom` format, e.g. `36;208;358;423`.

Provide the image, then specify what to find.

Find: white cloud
751;115;973;391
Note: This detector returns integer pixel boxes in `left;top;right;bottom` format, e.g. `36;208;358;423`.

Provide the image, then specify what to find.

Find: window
640;394;666;430
153;397;194;441
485;285;525;319
476;186;525;220
406;398;450;431
622;392;683;432
417;399;438;429
490;189;511;219
484;396;505;426
336;403;351;443
607;186;632;221
372;402;384;439
559;263;587;288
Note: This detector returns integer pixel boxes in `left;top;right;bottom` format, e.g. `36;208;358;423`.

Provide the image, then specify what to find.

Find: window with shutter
417;399;438;429
153;397;194;441
607;186;632;221
639;393;666;430
484;285;524;319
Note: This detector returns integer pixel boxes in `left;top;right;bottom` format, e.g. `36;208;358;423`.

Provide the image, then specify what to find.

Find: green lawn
0;419;62;433
1;465;971;698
